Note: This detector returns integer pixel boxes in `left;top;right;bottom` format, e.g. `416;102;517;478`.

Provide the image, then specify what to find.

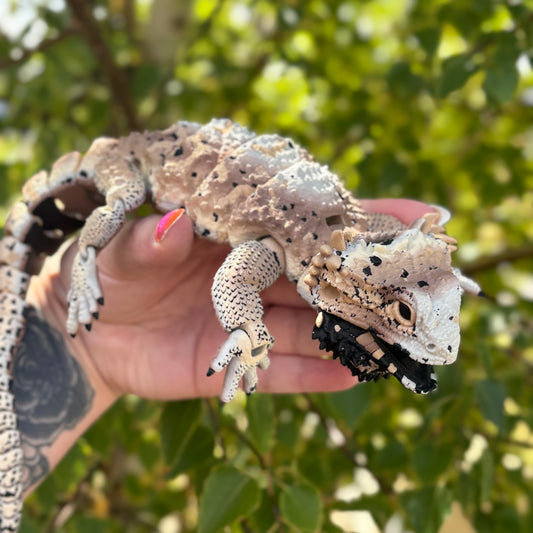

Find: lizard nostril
427;343;436;352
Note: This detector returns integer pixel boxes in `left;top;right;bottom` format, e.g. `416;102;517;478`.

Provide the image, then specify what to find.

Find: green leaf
437;53;477;97
69;517;110;533
492;32;521;64
280;481;323;533
475;379;506;431
322;521;346;533
413;440;454;484
247;490;277;532
19;516;41;533
246;393;275;454
167;425;215;477
474;503;522;533
387;62;425;97
197;465;261;533
325;383;372;430
160;399;202;466
483;64;519;104
401;487;452;533
373;438;409;470
415;26;442;58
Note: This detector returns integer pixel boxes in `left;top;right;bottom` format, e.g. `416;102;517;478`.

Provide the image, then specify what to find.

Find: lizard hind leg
67;177;147;336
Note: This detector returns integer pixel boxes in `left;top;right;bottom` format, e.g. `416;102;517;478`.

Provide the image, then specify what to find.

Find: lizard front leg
67;178;146;336
210;238;285;402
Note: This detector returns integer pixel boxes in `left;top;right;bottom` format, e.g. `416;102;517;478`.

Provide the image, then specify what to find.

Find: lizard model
0;118;480;531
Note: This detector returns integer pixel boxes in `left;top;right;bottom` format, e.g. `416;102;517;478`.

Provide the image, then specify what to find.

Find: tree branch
0;29;77;70
460;243;533;276
65;0;140;132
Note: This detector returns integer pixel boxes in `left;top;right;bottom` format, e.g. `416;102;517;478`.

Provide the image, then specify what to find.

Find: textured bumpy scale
0;118;481;530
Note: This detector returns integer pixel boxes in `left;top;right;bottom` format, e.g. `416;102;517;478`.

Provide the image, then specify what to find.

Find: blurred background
0;0;532;532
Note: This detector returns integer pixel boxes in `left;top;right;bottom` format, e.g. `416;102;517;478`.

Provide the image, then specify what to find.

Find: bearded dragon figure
0;118;480;531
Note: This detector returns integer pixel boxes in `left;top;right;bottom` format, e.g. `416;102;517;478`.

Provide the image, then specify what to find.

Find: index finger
360;199;434;225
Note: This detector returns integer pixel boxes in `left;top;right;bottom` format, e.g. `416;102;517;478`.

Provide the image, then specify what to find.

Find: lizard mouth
312;311;437;394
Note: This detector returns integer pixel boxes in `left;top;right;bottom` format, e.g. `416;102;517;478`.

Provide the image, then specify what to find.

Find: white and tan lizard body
0;118;480;531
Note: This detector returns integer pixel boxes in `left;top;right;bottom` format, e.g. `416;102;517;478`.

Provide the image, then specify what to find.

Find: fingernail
154;208;185;243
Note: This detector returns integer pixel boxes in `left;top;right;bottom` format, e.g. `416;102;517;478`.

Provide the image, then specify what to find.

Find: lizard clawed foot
207;327;271;402
67;246;103;336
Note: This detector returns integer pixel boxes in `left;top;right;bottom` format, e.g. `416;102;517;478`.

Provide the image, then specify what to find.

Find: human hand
18;198;435;488
27;199;434;404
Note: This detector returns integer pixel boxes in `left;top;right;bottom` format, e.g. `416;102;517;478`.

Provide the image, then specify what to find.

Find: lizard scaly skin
0;118;480;531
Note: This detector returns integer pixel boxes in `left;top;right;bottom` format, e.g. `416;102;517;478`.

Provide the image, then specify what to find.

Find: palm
77;222;230;400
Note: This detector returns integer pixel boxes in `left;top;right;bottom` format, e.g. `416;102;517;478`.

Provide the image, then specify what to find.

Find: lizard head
297;219;480;394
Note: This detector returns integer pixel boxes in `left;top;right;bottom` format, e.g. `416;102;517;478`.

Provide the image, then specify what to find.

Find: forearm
13;300;116;496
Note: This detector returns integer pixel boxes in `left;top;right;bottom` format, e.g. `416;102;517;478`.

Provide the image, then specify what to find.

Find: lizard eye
391;300;416;327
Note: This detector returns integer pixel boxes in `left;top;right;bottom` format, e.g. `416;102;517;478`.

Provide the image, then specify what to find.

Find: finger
264;307;322;358
360;199;434;225
101;213;195;279
258;353;358;394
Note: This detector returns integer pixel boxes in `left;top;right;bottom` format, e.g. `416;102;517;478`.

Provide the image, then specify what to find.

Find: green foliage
246;393;275;455
161;400;214;477
279;481;323;532
197;465;261;533
1;0;533;531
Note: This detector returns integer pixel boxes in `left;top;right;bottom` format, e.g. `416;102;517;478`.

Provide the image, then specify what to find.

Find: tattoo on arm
11;307;94;490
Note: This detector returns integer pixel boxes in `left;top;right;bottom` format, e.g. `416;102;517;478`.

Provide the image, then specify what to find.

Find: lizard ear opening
326;215;344;227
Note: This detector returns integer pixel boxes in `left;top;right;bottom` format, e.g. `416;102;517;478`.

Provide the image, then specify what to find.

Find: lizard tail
0;156;103;531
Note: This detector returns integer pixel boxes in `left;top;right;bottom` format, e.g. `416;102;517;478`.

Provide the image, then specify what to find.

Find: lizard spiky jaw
312;311;438;394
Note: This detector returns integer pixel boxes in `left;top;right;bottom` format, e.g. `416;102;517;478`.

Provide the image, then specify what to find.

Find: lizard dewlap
0;118;480;531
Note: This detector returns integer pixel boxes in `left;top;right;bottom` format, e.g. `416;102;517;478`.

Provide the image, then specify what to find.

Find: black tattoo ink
11;307;95;490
